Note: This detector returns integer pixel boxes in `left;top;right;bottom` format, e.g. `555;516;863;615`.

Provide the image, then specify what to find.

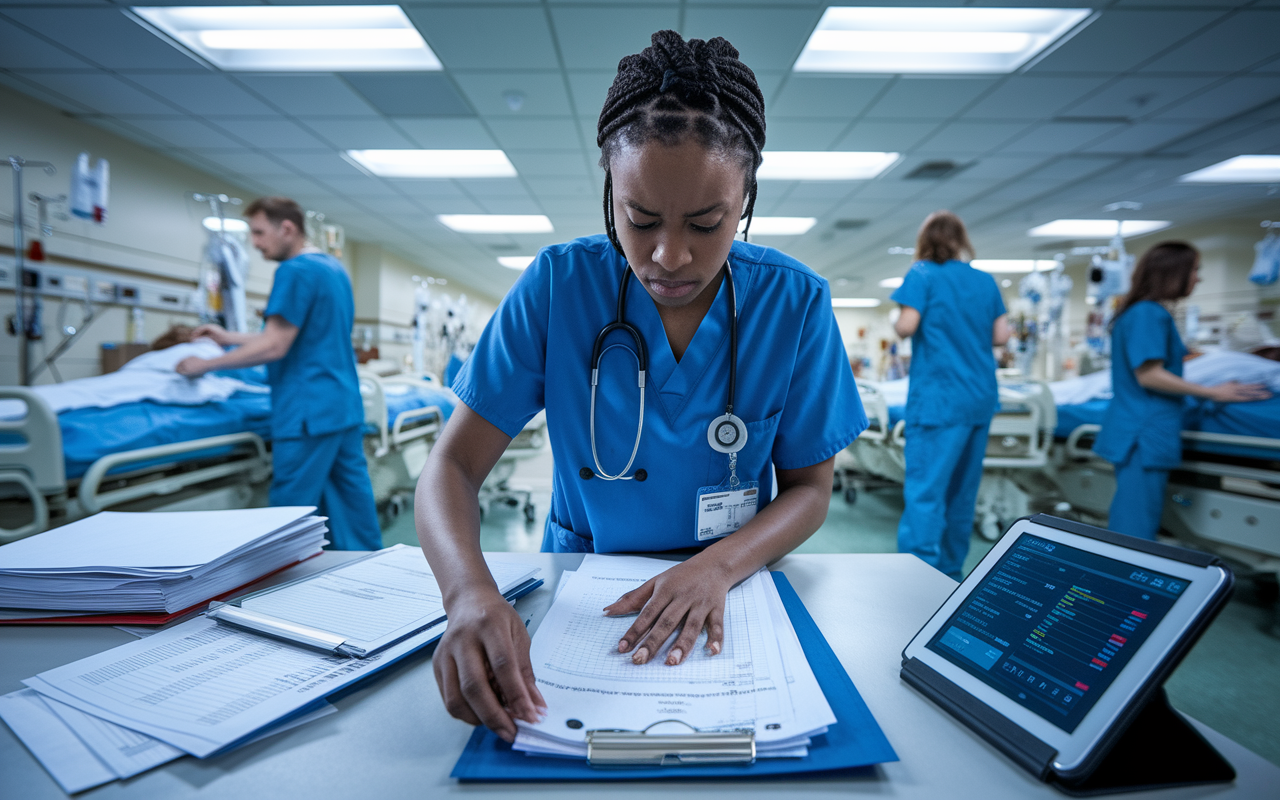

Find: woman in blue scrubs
414;31;864;742
1095;242;1270;539
892;211;1010;581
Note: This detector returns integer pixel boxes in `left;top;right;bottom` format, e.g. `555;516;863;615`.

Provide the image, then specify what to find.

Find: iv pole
9;155;57;386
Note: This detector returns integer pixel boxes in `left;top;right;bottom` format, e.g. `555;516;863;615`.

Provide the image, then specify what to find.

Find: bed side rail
391;405;443;449
357;369;391;458
78;432;270;515
0;388;66;542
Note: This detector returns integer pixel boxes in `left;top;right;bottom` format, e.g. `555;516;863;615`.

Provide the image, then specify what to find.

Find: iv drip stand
9;156;57;386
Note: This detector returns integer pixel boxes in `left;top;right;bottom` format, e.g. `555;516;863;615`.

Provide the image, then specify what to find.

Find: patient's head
151;325;196;351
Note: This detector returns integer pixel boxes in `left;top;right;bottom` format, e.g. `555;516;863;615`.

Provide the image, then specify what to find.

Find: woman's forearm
1136;365;1216;399
415;449;502;607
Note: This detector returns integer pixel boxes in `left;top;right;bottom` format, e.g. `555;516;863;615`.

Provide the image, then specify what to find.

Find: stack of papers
514;555;836;759
0;507;328;615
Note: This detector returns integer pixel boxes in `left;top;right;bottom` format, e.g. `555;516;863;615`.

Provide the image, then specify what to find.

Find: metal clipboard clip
586;720;755;767
205;602;368;658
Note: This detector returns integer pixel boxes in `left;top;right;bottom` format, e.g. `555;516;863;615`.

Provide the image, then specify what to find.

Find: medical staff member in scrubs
415;31;865;742
175;197;380;551
1095;242;1269;539
892;211;1010;581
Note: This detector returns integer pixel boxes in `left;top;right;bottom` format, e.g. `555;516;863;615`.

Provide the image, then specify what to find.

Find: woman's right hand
1206;381;1272;403
432;587;546;743
191;323;230;345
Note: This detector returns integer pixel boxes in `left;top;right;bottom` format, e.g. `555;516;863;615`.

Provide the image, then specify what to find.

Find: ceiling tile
947;156;1048;183
193;151;300;178
1002;121;1125;154
81;117;168;150
302;118;416;149
271;152;367;178
15;71;177;115
835;121;937;152
1083;121;1203;154
916;122;1032;155
0;71;90;113
453;72;573;117
408;5;560;70
237;76;378;118
0;17;91;68
477;195;543;214
1028;9;1228;74
342;73;473;118
1062;76;1218;121
864;78;997;121
487;117;584;151
962;77;1110;121
1;8;201;70
785;182;858;202
761;120;848;150
211;118;332;150
1141;10;1280;73
524;176;597;197
120;117;247;149
124;73;280;117
771;76;889;119
395;117;497;149
566;71;614;116
507;151;589;178
549;7;682;70
681;6;824;71
454;178;527;198
1154;76;1280;121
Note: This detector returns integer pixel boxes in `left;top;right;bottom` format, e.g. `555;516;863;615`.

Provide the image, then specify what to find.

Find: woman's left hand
175;356;210;377
604;558;732;666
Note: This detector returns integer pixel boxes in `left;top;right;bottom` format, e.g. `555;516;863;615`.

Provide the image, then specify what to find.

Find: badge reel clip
696;414;758;543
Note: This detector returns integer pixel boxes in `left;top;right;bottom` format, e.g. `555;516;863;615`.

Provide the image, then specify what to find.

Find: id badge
695;481;759;542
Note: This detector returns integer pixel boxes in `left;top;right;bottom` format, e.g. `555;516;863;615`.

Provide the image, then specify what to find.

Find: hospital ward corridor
2;2;1280;797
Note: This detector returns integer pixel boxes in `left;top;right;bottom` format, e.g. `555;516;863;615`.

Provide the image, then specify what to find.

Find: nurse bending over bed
1095;242;1270;540
415;31;865;743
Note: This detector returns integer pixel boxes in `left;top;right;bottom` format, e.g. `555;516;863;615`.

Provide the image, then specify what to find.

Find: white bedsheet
0;340;266;419
1049;349;1280;406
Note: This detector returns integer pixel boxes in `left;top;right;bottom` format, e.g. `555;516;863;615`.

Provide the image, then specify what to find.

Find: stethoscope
581;260;747;482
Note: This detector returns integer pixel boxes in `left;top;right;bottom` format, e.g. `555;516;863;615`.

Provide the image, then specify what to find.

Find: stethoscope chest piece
707;413;748;454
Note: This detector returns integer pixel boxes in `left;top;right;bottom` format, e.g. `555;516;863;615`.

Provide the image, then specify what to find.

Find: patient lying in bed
0;326;267;418
1050;348;1280;406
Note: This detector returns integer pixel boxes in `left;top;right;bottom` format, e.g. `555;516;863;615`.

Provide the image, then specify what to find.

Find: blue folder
450;572;898;781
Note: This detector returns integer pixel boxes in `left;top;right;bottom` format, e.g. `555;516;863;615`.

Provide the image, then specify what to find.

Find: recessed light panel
739;217;817;236
498;256;535;270
347;150;516;179
971;259;1059;273
832;298;882;308
131;6;441;71
1028;220;1171;238
202;217;248;233
758;152;900;180
878;277;904;289
439;215;553;234
794;7;1093;74
1180;155;1280;184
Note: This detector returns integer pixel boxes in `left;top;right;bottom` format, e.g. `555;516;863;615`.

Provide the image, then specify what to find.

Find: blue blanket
1055;396;1280;460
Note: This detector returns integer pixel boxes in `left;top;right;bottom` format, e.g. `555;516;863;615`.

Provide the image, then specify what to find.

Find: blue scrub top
1095;301;1186;469
454;235;866;554
264;252;364;439
891;260;1006;426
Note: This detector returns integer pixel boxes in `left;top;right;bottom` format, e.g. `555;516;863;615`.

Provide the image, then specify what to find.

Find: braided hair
597;30;766;257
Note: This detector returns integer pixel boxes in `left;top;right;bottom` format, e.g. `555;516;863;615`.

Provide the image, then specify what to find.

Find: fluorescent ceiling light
739;217;817;236
758;151;900;181
794;7;1093;74
832;298;882;308
1179;155;1280;184
878;277;904;289
202;217;248;233
971;259;1059;273
1028;220;1171;238
498;256;535;270
130;6;441;71
347;150;516;179
438;215;553;234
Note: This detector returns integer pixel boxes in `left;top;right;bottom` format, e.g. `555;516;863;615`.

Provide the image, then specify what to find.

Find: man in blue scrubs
892;211;1010;581
175;197;379;550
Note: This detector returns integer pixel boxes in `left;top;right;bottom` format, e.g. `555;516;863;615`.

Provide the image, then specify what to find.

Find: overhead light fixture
202;216;248;233
878;277;904;289
1028;220;1171;238
739;217;817;236
346;150;517;179
794;7;1093;74
887;246;915;255
130;6;441;71
832;298;882;308
757;151;900;180
1179;155;1280;184
438;215;553;234
971;259;1059;273
497;256;535;270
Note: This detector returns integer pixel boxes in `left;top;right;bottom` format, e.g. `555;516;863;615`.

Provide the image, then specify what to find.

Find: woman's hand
191;323;231;346
175;356;210;377
1207;381;1272;403
432;587;546;743
605;558;733;666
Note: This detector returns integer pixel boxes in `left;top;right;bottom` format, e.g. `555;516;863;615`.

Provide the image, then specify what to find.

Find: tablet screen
925;533;1190;733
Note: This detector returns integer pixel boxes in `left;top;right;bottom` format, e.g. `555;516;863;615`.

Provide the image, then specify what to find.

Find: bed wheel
524;503;536;523
843;487;858;505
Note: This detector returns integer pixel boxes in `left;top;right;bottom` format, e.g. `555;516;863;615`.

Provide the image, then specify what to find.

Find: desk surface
2;552;1277;798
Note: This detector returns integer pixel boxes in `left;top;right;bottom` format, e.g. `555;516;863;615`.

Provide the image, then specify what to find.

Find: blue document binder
450;571;898;781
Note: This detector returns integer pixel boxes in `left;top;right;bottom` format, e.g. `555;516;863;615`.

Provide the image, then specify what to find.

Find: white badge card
695;482;759;542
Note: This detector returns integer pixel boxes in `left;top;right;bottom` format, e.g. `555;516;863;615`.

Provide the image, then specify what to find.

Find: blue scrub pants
1108;456;1169;541
271;425;381;551
898;422;989;581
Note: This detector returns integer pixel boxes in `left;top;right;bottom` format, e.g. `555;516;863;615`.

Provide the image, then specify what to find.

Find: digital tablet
902;515;1232;780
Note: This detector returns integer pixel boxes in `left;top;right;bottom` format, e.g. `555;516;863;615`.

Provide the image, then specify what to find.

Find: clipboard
449;571;898;780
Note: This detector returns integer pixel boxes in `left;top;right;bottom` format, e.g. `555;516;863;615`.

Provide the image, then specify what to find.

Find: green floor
383;482;1280;768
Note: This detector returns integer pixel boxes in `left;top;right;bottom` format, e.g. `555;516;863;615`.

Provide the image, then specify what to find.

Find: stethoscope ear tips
707;414;748;454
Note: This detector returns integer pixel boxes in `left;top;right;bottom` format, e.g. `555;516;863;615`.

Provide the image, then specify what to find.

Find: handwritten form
514;555;834;758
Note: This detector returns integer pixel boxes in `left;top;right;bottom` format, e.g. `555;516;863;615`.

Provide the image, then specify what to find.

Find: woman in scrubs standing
1095;242;1269;539
892;211;1010;581
415;31;865;742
